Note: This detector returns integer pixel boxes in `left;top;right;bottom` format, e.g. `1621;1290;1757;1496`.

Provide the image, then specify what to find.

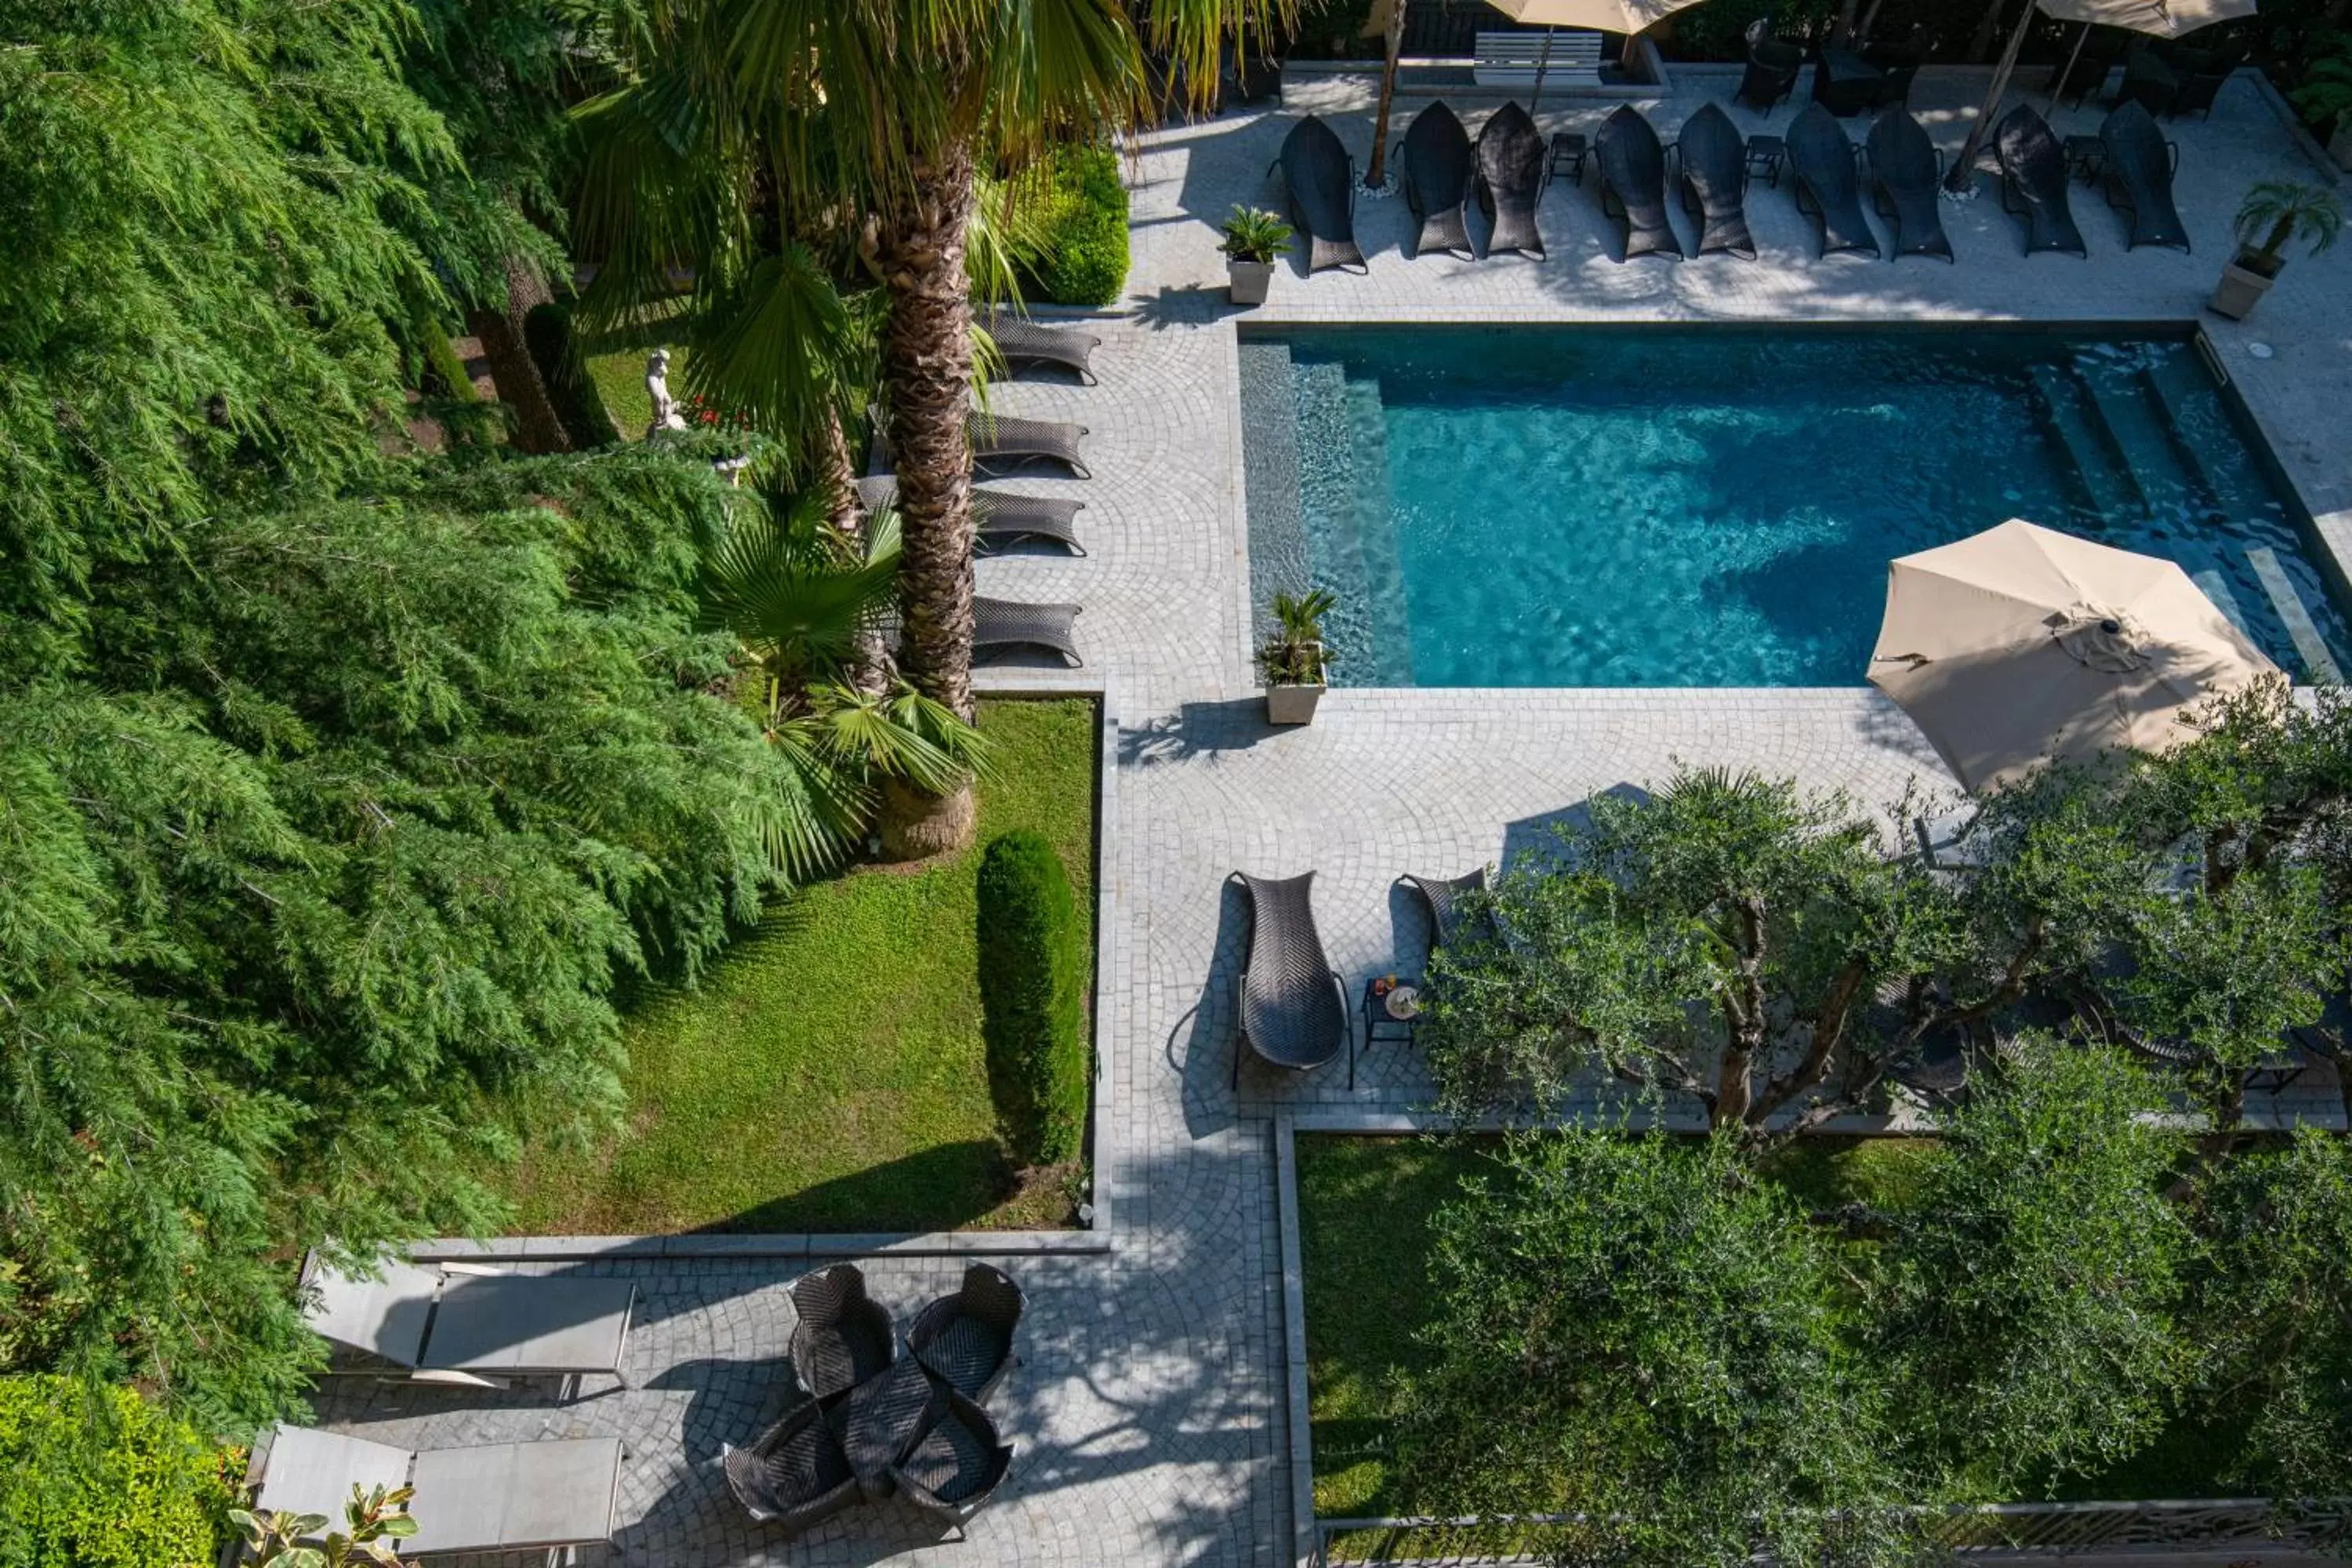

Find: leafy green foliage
0;1375;235;1568
1219;205;1294;263
3;448;799;1427
524;303;620;450
976;829;1091;1166
232;1481;416;1568
1028;146;1131;308
1874;1040;2198;1496
1399;1128;1911;1567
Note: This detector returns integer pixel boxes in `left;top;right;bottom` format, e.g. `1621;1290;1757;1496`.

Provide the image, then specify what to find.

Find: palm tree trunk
1946;0;2036;193
876;139;981;859
828;409;896;699
1367;0;1407;187
466;252;571;456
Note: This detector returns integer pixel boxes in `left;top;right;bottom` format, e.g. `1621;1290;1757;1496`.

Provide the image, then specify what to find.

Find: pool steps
1237;340;1314;649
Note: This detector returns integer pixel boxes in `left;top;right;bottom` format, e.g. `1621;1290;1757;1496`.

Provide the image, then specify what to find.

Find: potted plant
1258;588;1334;725
1220;205;1292;307
2209;180;2343;321
2290;34;2352;170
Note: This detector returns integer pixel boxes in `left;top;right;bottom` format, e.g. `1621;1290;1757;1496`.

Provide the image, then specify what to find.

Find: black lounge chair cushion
1673;103;1755;260
974;597;1083;666
789;1264;896;1402
979;310;1100;383
1865;108;1953;263
1788;103;1879;258
906;1264;1026;1404
858;475;1085;553
1278;115;1367;274
1232;870;1348;1076
1596;106;1683;261
2098;100;2189;252
1995;105;2088;257
723;1393;860;1534
1401;102;1475;259
1474;102;1548;259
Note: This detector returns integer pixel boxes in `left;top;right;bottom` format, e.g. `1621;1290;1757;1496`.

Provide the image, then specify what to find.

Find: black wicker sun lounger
858;475;1085;554
1994;105;2087;257
1475;102;1548;260
1595;106;1684;262
869;408;1091;480
975;597;1083;666
1275;115;1367;274
1404;867;1487;951
1671;103;1755;260
1788;103;1879;259
978;310;1101;384
1865;108;1954;263
1399;102;1475;259
2097;99;2190;252
1229;870;1349;1089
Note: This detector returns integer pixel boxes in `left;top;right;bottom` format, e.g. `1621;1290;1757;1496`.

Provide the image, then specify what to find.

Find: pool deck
308;65;2352;1568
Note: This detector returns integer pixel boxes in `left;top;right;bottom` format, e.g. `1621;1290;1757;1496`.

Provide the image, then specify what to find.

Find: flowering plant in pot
1220;205;1292;307
1258;588;1334;725
2209;180;2343;321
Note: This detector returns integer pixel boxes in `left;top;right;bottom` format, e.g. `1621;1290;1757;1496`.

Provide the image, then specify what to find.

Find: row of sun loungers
1278;96;2188;271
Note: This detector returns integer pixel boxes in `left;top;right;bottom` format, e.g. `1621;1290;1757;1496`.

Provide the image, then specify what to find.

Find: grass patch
580;303;692;441
503;697;1096;1235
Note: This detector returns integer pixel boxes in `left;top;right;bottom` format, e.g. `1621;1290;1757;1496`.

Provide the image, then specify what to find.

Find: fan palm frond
701;486;899;693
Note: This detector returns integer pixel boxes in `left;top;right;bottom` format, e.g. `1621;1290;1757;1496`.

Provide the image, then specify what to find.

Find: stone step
1291;358;1376;677
2025;364;2136;524
1237;340;1308;648
2140;352;2288;537
1342;376;1414;685
2246;546;2346;684
2069;353;2184;519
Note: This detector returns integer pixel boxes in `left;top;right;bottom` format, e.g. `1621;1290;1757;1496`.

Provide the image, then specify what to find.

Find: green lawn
581;307;692;442
503;697;1096;1234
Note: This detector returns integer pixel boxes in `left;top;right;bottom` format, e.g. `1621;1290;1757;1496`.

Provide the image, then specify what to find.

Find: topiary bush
976;829;1090;1167
1034;145;1130;308
0;1375;236;1568
523;301;622;449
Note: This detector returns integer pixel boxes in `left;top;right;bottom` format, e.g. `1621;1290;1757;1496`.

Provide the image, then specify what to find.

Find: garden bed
503;697;1097;1235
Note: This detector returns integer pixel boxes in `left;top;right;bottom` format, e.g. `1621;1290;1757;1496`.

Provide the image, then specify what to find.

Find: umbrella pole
1530;24;1555;114
2046;20;2091;112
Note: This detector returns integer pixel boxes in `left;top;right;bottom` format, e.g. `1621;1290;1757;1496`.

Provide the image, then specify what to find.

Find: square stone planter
2209;249;2280;321
1265;681;1325;724
1227;260;1276;307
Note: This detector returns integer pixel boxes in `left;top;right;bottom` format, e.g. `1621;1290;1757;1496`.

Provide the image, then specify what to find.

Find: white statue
644;347;688;436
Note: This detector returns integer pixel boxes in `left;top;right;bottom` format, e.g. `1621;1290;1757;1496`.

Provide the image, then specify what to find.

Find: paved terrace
314;66;2350;1566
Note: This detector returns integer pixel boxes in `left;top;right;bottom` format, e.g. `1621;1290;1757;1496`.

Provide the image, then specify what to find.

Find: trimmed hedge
1034;145;1130;308
524;301;621;449
0;1376;234;1568
976;829;1090;1167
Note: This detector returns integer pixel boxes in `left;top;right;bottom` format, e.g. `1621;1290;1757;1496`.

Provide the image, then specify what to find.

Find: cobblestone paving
310;71;2350;1566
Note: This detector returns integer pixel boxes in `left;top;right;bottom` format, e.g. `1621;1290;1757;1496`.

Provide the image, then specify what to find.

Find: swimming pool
1237;325;2351;688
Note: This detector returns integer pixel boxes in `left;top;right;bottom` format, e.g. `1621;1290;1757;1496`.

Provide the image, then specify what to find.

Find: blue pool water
1237;327;2352;688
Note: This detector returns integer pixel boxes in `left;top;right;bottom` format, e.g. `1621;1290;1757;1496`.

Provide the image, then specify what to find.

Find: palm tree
574;0;1279;855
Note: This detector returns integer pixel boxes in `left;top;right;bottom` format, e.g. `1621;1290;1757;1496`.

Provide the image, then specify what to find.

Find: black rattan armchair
723;1392;862;1536
1738;39;1804;113
906;1265;1027;1405
789;1264;896;1402
890;1388;1016;1540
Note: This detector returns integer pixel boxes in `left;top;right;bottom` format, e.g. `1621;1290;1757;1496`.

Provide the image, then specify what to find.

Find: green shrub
524;302;621;449
976;829;1090;1166
1035;145;1130;308
414;311;477;403
0;1376;235;1568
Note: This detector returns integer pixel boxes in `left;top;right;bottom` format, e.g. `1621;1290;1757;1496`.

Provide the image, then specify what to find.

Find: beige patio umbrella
2041;0;2258;110
1481;0;1709;109
1867;520;2274;792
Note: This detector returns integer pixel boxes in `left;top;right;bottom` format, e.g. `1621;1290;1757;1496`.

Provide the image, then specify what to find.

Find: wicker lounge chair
1399;102;1475;259
1866;109;1954;263
2054;29;2124;107
889;1388;1015;1539
1275;115;1367;274
1671;103;1755;260
868;408;1091;479
2167;44;2240;118
1737;38;1803;113
1404;868;1488;952
975;597;1083;666
1864;40;1924;107
254;1425;622;1557
723;1393;862;1536
1788;103;1880;259
2097;100;2189;252
906;1264;1025;1405
1230;869;1351;1089
789;1264;897;1403
1474;102;1548;259
978;310;1100;385
1595;106;1684;261
1994;105;2088;256
302;1254;634;1390
858;475;1084;554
